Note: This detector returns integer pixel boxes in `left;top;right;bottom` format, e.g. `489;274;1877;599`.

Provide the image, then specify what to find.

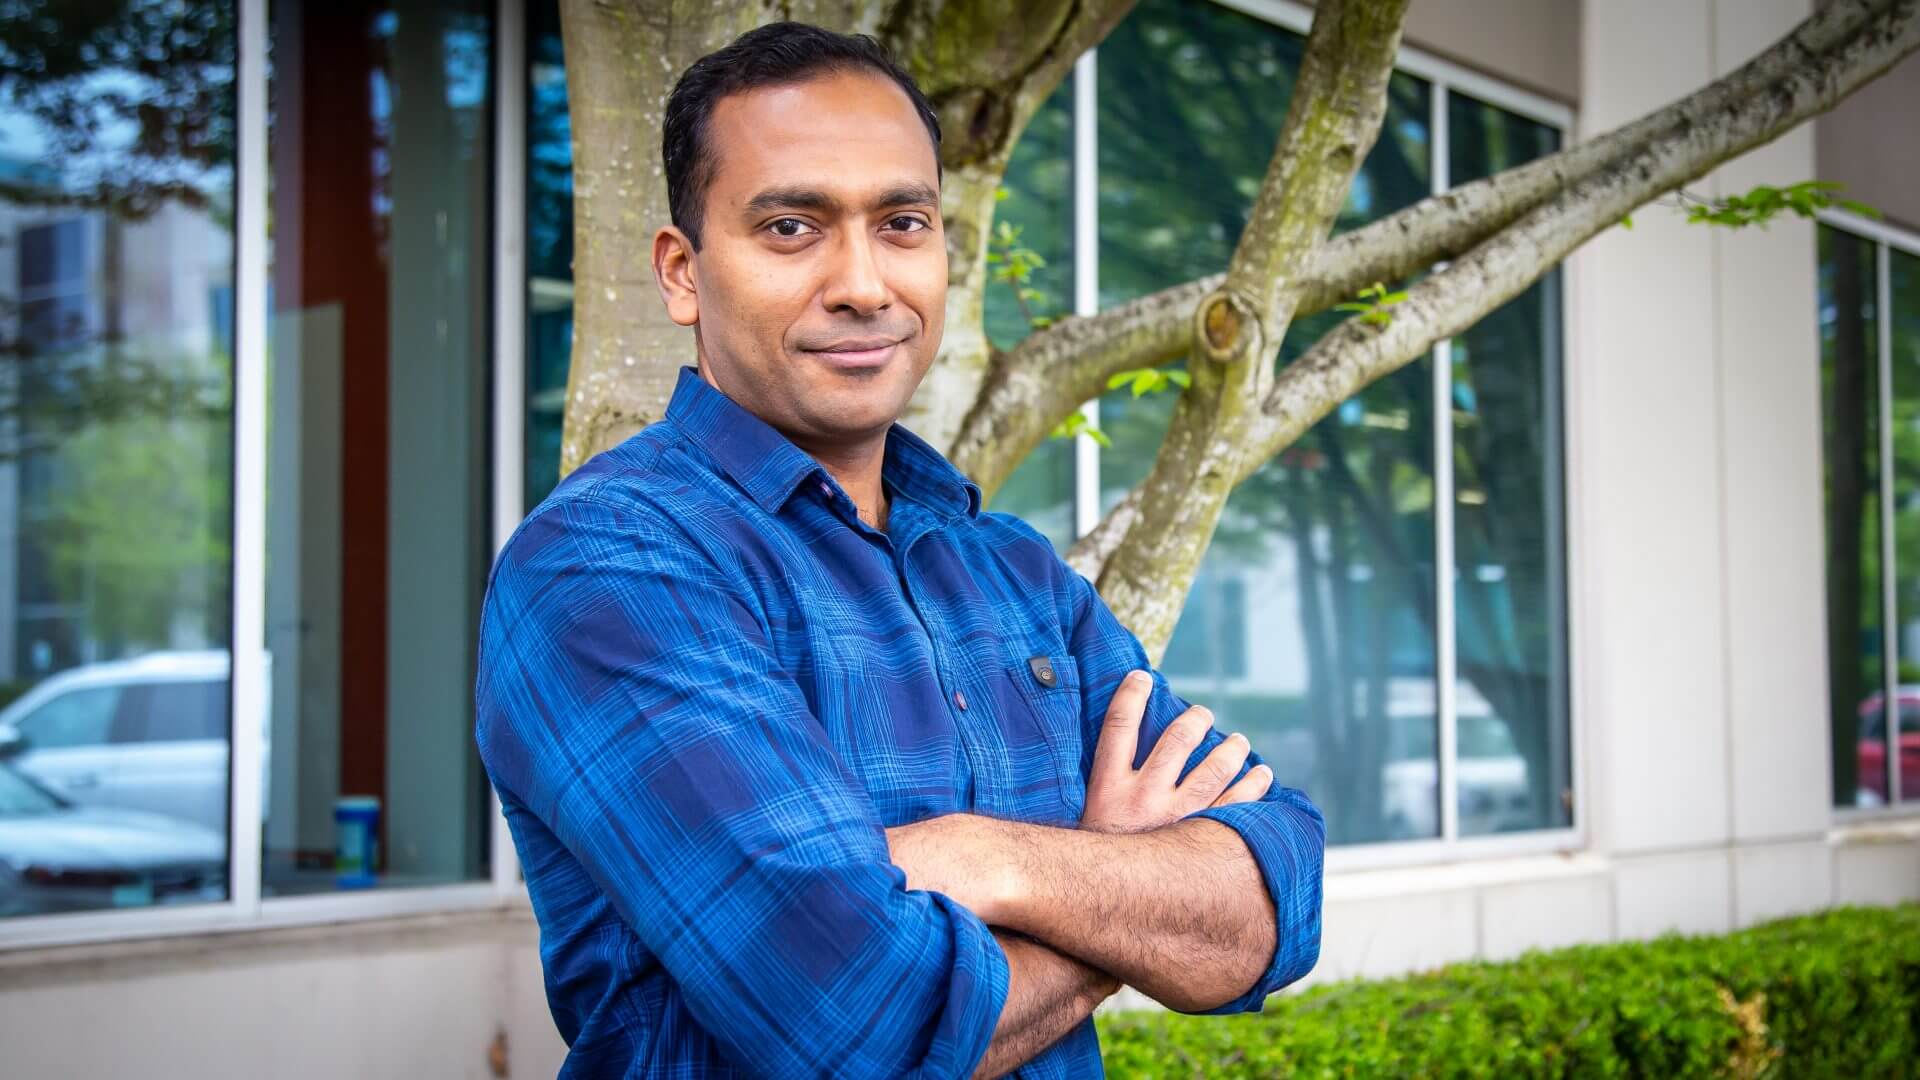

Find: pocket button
1029;655;1058;688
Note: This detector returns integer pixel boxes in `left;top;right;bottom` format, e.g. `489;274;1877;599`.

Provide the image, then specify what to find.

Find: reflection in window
1820;225;1884;808
525;0;573;510
1893;248;1920;804
264;0;493;895
984;79;1077;549
0;0;236;919
1093;0;1439;846
1447;94;1570;834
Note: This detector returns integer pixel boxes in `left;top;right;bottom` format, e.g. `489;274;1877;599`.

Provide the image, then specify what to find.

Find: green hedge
1096;904;1920;1078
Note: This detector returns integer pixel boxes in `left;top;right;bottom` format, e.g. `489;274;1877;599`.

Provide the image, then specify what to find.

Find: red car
1856;687;1920;805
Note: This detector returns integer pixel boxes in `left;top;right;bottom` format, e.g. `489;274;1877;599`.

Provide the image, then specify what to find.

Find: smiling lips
803;336;904;370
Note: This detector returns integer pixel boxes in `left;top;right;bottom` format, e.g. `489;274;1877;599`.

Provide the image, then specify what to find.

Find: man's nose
821;230;891;316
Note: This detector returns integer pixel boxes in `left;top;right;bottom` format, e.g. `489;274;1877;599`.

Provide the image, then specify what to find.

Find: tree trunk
557;0;1130;475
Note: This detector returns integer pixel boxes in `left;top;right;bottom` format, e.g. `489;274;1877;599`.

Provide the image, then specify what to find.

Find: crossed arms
475;498;1324;1079
892;670;1309;1078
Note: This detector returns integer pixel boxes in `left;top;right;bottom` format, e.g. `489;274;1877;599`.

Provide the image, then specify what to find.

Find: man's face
653;69;946;450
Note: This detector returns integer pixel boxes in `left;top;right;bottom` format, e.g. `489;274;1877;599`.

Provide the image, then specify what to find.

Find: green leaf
1619;213;1633;230
1166;369;1192;389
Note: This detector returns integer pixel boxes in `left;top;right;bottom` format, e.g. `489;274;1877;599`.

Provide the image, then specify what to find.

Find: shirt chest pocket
990;651;1086;822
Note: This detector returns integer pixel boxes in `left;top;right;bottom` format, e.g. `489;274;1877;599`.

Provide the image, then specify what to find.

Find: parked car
0;760;225;917
1855;686;1920;806
0;651;262;836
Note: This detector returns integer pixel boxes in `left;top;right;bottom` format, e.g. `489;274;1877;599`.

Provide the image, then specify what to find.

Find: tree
556;0;1920;670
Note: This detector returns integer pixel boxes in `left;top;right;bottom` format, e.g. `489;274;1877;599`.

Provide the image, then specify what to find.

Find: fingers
1140;705;1213;786
1093;670;1154;775
1177;731;1251;809
1211;762;1274;808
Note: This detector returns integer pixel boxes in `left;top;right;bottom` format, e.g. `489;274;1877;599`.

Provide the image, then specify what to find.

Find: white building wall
2;3;1918;1078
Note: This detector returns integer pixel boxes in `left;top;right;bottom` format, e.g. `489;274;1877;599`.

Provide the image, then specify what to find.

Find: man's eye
768;218;812;238
886;216;928;233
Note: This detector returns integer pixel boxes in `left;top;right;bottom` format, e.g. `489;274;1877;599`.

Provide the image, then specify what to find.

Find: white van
0;651;262;836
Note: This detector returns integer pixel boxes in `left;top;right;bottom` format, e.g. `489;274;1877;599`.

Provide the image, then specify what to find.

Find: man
476;21;1323;1079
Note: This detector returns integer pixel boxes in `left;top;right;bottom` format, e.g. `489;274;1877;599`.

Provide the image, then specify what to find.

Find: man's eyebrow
741;182;939;218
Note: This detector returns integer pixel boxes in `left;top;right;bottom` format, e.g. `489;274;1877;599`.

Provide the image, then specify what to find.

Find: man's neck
797;434;890;532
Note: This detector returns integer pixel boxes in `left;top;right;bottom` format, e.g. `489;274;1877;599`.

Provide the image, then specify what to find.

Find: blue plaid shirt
476;367;1323;1078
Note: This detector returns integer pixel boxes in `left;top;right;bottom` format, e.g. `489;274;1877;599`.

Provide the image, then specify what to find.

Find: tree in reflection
0;0;234;218
0;0;236;665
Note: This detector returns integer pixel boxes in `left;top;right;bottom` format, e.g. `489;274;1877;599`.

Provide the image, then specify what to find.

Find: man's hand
1081;670;1272;834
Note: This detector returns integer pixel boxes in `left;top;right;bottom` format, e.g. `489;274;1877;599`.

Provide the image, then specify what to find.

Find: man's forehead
704;71;939;197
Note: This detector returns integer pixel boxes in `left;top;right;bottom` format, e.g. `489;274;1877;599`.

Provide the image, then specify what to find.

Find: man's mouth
802;336;903;371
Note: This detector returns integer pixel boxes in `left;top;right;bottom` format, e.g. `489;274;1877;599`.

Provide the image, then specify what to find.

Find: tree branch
955;0;1891;500
1240;0;1920;477
1082;0;1409;660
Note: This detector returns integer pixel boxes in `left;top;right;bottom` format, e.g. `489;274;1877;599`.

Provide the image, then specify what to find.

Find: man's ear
652;225;700;327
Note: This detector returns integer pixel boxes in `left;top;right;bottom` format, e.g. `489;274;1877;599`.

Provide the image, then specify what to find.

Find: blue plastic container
334;795;381;889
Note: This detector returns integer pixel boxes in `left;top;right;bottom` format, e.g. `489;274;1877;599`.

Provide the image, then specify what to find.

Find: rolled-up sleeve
475;493;1008;1077
1063;565;1325;1014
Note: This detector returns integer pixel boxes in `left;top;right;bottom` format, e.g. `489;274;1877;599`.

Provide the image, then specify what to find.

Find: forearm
994;817;1275;1012
972;931;1117;1080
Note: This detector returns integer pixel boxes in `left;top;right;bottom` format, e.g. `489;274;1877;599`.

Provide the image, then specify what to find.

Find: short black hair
662;22;942;250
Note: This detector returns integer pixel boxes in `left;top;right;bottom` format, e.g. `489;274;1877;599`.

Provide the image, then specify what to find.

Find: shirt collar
663;366;981;522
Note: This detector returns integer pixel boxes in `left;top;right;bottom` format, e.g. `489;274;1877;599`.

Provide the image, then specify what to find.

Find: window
1821;219;1920;810
0;0;237;922
13;687;123;752
264;0;496;897
1073;0;1569;847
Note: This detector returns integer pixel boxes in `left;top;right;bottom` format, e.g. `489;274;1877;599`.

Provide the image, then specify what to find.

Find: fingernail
1229;731;1246;744
1127;670;1149;687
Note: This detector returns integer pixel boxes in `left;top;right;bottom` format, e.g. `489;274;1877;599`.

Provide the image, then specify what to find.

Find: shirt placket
817;478;987;812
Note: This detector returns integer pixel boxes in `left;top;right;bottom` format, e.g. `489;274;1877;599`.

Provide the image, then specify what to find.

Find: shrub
1096;904;1920;1078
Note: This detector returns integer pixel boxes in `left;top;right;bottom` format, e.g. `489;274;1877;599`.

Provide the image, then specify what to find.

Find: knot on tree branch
1196;289;1260;365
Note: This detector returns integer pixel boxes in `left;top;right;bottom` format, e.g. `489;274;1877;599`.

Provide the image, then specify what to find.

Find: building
0;0;1915;1075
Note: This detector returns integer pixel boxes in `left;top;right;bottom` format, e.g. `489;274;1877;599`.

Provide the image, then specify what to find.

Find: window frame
1074;0;1580;872
1822;206;1920;825
0;0;527;952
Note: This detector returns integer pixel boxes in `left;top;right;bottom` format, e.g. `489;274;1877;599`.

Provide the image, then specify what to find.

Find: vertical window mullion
491;0;528;895
230;0;271;919
1880;239;1900;805
1430;80;1460;844
1072;48;1100;538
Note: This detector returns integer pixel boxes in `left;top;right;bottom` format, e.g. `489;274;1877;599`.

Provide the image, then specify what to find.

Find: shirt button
953;689;968;711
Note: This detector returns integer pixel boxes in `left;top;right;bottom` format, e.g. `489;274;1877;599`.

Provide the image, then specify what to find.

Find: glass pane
1819;225;1884;809
1891;247;1920;803
985;78;1076;549
1095;0;1437;846
525;0;571;510
1447;95;1570;835
0;1;236;919
265;0;494;895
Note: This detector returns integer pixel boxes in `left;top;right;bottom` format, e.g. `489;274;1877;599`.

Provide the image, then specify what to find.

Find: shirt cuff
921;890;1012;1077
1186;790;1325;1015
